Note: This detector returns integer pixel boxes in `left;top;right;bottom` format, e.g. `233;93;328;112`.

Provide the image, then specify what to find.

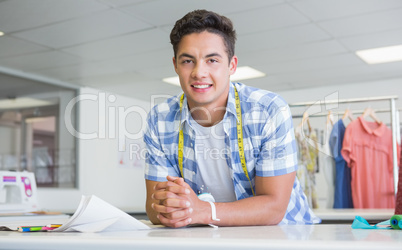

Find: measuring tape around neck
178;86;256;196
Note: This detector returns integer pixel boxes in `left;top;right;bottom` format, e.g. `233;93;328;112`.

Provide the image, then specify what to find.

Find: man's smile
191;84;212;89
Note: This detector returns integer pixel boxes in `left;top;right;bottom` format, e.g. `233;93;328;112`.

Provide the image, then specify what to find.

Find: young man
144;9;320;228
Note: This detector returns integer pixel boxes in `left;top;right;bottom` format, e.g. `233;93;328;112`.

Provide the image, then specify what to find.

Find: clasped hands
151;175;209;228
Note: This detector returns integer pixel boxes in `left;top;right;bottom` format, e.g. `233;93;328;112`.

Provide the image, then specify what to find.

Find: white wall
38;87;151;213
279;77;402;111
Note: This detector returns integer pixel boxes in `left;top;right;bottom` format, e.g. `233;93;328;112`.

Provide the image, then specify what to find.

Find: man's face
173;31;237;110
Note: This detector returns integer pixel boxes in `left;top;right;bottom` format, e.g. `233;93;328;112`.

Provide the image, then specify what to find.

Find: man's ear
173;56;178;74
229;55;238;75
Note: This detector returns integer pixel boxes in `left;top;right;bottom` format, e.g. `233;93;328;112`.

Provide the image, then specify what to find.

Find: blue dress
329;119;353;208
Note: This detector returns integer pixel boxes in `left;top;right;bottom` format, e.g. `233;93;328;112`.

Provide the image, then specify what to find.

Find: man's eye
182;60;192;64
208;59;218;63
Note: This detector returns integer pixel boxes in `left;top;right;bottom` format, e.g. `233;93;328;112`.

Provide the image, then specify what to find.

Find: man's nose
191;62;208;79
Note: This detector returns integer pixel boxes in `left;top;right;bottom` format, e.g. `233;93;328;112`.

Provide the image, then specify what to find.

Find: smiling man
144;9;320;228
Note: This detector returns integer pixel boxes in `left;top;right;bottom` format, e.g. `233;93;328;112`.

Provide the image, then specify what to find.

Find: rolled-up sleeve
255;103;298;177
144;110;178;182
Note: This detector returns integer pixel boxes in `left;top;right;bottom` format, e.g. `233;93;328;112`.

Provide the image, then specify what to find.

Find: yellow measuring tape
178;87;255;196
178;94;185;178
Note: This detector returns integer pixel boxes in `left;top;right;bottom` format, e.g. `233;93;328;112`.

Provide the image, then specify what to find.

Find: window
0;73;78;188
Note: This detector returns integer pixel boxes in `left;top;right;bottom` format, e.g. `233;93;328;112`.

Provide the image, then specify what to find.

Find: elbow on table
146;210;161;225
149;217;161;225
259;203;287;226
145;203;161;225
263;212;286;226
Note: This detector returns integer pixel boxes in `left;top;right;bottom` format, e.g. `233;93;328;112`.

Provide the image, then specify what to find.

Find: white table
1;224;401;250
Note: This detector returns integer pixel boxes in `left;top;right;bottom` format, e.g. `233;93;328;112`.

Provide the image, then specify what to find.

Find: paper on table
69;217;119;233
53;195;150;233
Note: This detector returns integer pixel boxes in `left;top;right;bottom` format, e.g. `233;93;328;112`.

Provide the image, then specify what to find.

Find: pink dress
395;148;402;214
341;117;400;208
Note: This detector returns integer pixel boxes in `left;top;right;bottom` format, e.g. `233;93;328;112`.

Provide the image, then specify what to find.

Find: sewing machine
0;171;38;214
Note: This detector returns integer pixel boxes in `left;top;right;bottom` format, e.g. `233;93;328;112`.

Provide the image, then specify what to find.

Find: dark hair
170;9;237;62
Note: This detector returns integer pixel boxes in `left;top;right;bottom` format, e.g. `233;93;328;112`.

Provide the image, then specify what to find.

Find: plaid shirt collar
179;82;239;129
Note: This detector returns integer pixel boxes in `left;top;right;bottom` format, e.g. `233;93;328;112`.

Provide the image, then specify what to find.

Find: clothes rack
289;95;399;195
292;108;402;119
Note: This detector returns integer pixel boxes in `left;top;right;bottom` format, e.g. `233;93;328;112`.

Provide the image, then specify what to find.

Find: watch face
197;193;215;202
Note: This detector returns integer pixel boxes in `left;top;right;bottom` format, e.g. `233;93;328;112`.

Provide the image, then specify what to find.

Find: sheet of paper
54;195;150;232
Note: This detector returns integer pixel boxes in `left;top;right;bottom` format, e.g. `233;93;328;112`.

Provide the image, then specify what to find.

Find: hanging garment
395;142;402;214
318;114;336;208
295;126;319;209
329;119;353;208
341;117;400;208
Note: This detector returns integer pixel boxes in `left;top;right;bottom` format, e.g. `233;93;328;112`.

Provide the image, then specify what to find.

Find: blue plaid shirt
144;82;320;224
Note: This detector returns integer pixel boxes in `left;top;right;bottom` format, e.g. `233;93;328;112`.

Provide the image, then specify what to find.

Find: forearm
149;193;286;226
146;173;294;227
203;173;297;226
208;195;286;226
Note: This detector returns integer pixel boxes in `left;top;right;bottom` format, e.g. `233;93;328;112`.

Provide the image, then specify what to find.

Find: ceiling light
356;44;402;64
162;66;266;86
0;31;4;36
230;66;266;81
162;76;181;86
0;97;55;110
